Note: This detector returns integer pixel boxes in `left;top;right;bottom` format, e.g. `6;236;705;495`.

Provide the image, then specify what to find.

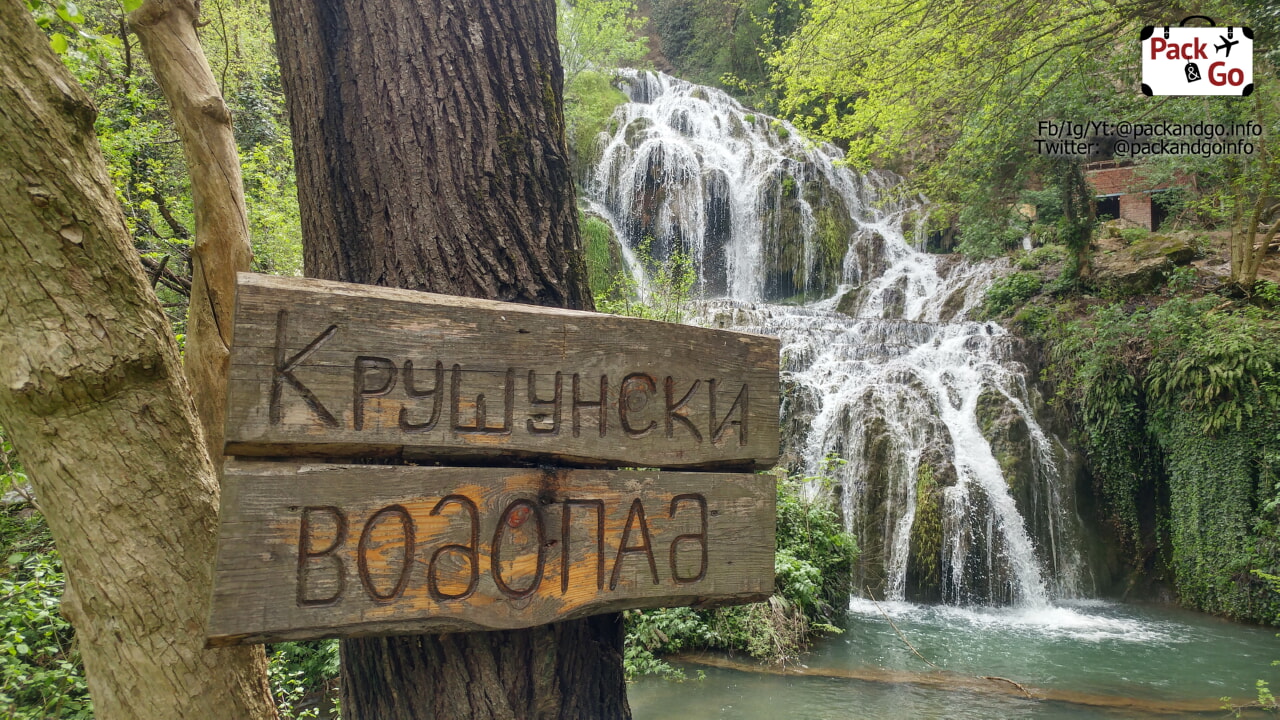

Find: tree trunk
270;0;592;309
130;0;255;476
0;3;277;718
267;0;626;717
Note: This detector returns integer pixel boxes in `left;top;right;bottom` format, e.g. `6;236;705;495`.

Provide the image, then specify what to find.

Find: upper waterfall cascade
586;71;1087;606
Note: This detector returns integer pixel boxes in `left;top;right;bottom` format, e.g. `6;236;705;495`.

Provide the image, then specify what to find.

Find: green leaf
5;553;23;566
49;32;68;54
122;0;143;12
55;0;83;23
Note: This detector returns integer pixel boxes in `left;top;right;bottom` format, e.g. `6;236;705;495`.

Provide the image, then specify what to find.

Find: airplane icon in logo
1215;35;1239;56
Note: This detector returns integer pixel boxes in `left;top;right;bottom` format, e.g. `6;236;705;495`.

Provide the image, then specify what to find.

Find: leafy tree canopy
772;0;1278;261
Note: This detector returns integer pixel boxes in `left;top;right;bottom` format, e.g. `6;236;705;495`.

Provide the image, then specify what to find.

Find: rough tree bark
129;0;255;474
267;0;626;717
270;0;592;308
125;3;276;713
0;2;277;718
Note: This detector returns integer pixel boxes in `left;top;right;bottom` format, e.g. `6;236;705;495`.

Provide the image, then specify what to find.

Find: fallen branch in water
865;586;941;671
674;652;1241;714
982;675;1033;698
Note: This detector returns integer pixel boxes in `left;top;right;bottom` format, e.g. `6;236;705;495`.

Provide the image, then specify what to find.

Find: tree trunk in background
267;0;625;717
0;3;278;718
270;0;593;309
130;0;255;477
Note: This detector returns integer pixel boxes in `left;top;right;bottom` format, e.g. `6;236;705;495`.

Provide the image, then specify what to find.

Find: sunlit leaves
0;516;91;719
558;0;648;83
54;0;82;23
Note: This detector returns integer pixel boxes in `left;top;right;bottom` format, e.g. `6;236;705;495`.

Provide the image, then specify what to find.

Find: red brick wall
1085;164;1192;230
1088;165;1138;195
1119;193;1153;229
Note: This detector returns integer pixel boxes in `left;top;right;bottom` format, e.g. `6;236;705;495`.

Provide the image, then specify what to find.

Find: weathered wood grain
224;273;780;469
207;462;775;646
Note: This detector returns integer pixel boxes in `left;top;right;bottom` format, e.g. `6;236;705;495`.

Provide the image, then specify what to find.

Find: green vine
1046;297;1280;622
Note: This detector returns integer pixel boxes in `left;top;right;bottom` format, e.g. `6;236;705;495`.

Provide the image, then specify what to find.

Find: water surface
630;600;1280;718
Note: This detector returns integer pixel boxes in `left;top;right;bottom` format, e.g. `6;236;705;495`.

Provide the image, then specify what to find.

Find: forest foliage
1043;294;1280;622
7;0;1280;717
768;0;1278;265
625;461;856;678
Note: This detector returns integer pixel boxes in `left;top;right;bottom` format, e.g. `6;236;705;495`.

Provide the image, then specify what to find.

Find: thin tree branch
139;254;192;296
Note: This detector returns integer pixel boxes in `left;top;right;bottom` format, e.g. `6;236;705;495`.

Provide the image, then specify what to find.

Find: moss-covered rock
564;71;629;184
853;416;895;596
952;483;1015;604
759;171;854;302
879;277;908;319
1092;226;1197;295
834;286;864;317
581;212;626;297
623;116;653;146
905;462;946;603
974;386;1035;517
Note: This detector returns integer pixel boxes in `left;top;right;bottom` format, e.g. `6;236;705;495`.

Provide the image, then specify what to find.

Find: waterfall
587;71;1086;607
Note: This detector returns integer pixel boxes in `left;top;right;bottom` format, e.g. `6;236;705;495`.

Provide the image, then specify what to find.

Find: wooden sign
207;462;775;646
225;274;780;470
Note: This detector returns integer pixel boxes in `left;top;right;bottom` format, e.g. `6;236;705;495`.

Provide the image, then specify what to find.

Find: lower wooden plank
207;461;775;646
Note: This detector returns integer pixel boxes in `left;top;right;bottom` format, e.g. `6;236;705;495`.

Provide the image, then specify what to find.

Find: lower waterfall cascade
586;70;1090;607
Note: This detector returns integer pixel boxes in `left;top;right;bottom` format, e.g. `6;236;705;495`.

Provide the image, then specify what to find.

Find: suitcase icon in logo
1141;16;1253;96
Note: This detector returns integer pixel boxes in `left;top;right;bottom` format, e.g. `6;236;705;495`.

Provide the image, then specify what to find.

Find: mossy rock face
759;172;854;302
581;213;625;297
811;201;854;298
918;443;958;487
879;277;908;319
623;116;653;146
951;483;1015;604
701;168;733;296
779;378;819;470
905;462;948;603
975;387;1033;495
834;285;864;317
565;72;629;183
759;169;807;301
972;384;1067;577
853;416;896;596
726;113;746;139
1091;228;1196;294
846;231;888;290
938;286;969;322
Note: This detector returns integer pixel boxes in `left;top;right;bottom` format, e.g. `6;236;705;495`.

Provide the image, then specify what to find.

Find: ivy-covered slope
1005;241;1280;624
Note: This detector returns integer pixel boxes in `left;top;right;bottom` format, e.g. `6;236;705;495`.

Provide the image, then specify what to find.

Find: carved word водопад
295;492;710;607
207;463;775;645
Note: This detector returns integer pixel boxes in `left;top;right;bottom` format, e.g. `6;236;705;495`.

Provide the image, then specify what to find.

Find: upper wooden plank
225;274;780;469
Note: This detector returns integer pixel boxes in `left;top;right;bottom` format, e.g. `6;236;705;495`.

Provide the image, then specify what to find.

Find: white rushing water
587;71;1087;607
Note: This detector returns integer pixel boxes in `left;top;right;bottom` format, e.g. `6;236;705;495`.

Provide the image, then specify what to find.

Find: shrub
1015;244;1067;270
980;271;1042;318
622;460;857;677
0;511;90;720
268;641;340;719
1046;297;1280;622
1119;227;1150;245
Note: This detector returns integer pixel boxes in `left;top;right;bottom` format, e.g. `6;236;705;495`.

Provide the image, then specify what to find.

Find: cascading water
587;71;1087;607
